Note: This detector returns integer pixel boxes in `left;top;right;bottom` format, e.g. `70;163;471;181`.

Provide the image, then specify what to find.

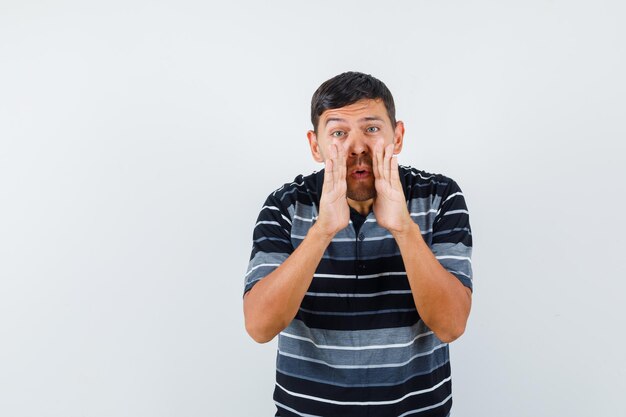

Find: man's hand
244;143;348;343
372;141;414;235
372;141;470;342
315;144;350;238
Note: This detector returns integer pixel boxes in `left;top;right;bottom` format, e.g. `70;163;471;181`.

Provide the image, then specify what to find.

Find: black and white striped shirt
245;165;473;417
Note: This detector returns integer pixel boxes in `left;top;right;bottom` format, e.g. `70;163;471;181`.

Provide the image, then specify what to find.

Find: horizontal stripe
276;361;446;388
446;269;472;279
284;319;432;349
298;307;416;317
245;263;281;277
442;209;468;216
275;376;451;406
279;328;443;371
304;289;412;298
300;294;415;316
276;346;449;387
307;270;411;294
320;251;401;261
255;220;283;227
274;400;322;417
398;394;452;417
435;255;471;263
260;205;292;225
292;229;432;242
272;180;305;195
295;309;419;331
291;235;393;242
313;271;406;280
293;215;317;222
279;329;433;351
278;343;447;369
409;180;449;188
278;187;300;201
410;209;438;217
406;169;436;180
274;370;453;416
431;227;472;238
245;276;262;287
441;191;463;205
253;236;291;245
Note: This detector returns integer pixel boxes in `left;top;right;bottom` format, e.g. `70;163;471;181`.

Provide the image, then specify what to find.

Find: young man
243;72;473;417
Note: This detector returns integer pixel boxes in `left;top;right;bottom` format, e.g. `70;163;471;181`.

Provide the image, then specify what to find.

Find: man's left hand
372;142;416;236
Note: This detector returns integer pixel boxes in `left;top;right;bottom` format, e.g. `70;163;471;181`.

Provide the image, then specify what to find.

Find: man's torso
245;166;472;417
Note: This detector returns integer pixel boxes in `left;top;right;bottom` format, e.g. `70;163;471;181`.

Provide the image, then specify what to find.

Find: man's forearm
243;224;334;343
393;222;472;343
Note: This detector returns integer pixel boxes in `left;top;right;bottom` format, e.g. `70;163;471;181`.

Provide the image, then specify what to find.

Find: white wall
1;1;624;416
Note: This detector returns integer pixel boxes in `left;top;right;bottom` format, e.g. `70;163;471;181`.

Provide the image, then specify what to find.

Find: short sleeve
243;193;294;295
431;179;473;291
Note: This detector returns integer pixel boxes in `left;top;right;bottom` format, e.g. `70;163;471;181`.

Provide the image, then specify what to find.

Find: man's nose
347;133;369;156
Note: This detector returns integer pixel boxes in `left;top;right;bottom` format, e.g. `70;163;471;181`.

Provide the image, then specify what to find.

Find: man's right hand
244;143;350;343
314;144;350;238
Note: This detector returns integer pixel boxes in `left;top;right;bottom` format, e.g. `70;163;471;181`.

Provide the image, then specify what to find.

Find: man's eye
331;131;345;138
366;126;380;133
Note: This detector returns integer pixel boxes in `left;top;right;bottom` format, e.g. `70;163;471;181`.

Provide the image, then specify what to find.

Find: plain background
1;1;625;416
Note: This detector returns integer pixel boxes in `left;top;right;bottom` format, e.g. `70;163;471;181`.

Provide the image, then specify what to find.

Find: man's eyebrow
324;117;346;126
324;116;384;126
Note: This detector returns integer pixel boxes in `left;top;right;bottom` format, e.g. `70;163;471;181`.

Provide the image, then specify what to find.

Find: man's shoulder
264;170;321;207
399;165;458;195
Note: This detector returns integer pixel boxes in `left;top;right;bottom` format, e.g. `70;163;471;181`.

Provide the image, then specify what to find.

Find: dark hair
310;71;396;133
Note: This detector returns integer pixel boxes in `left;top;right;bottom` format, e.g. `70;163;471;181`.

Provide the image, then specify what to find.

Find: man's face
307;99;405;202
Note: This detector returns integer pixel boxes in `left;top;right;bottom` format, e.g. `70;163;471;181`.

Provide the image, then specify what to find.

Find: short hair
310;71;396;133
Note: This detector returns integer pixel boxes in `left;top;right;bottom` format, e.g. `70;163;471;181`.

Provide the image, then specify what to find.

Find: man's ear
307;130;324;163
393;121;405;154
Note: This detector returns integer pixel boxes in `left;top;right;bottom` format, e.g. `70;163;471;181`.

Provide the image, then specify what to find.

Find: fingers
373;141;400;187
383;143;394;182
336;144;346;186
390;149;399;181
324;144;347;194
324;157;334;188
386;144;402;189
373;140;384;180
323;145;336;190
374;142;394;183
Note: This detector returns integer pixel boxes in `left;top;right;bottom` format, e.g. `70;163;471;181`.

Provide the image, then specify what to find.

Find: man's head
307;72;405;202
310;71;396;134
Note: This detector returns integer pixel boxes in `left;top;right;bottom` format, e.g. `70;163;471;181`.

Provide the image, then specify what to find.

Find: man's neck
347;198;374;216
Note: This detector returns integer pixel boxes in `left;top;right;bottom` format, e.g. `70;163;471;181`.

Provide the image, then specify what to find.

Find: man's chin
346;187;376;202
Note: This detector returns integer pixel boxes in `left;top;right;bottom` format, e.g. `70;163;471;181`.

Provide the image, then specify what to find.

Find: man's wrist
309;222;337;245
391;221;421;242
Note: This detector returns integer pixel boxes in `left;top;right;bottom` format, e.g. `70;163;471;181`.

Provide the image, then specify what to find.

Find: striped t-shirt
244;165;473;417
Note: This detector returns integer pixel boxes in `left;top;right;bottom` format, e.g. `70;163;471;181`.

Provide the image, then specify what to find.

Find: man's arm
244;224;333;343
393;225;472;343
372;142;472;343
244;144;349;343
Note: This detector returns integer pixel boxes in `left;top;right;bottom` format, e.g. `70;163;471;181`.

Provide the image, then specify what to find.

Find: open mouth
351;168;371;179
